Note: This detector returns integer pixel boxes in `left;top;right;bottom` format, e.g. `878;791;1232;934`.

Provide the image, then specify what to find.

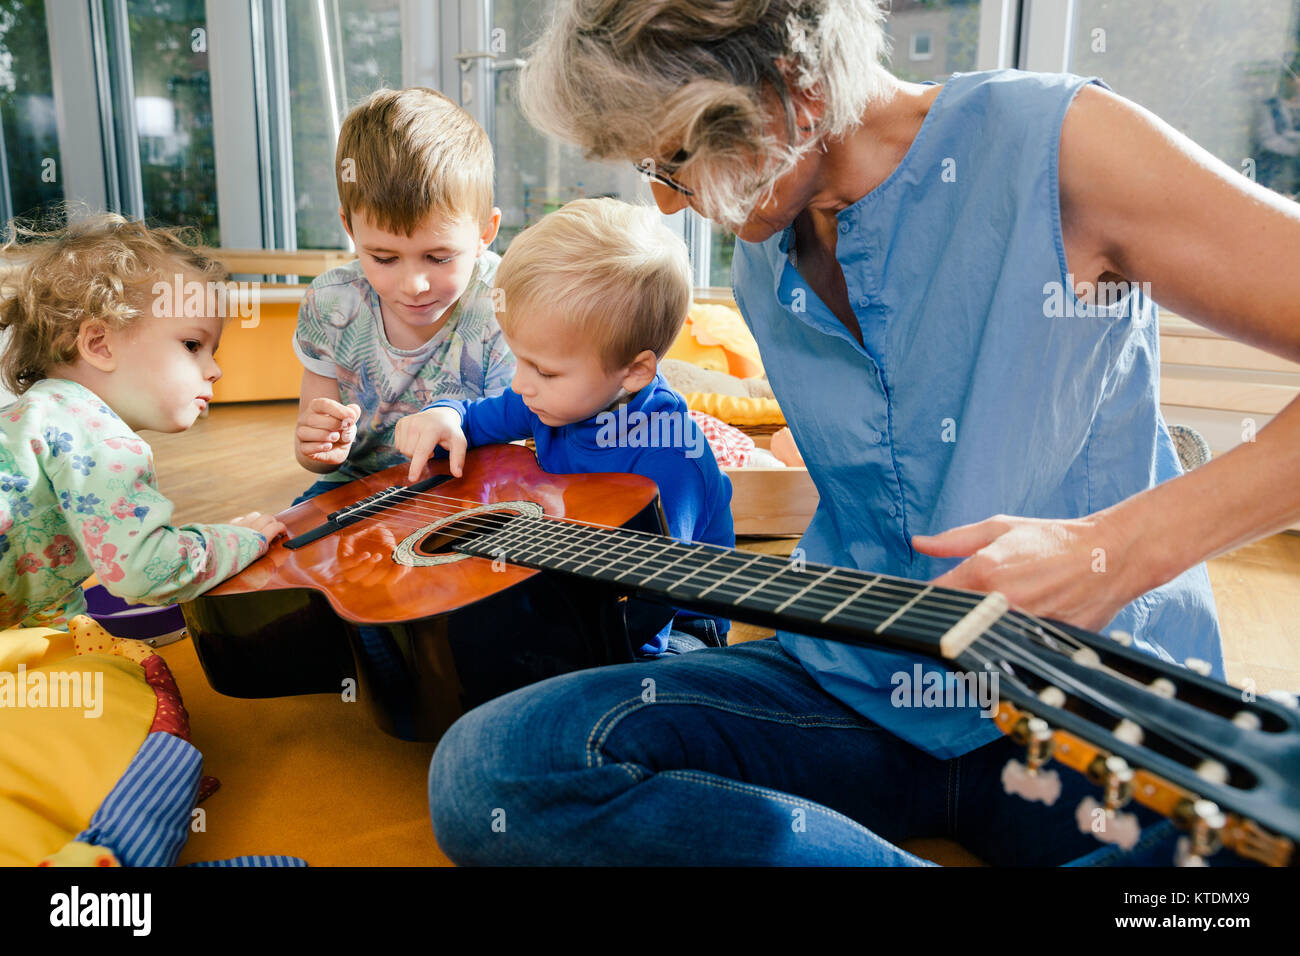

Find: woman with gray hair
428;0;1300;865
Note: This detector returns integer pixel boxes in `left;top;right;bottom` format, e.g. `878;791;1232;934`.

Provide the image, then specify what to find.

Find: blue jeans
428;637;1205;866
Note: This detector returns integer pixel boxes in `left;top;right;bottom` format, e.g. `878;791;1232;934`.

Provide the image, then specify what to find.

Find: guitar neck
453;514;992;660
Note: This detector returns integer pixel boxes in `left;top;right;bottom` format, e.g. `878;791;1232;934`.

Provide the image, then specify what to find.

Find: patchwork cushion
0;615;303;867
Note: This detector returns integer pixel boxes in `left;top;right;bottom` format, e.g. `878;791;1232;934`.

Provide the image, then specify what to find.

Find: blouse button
888;503;898;518
838;221;850;234
873;430;883;444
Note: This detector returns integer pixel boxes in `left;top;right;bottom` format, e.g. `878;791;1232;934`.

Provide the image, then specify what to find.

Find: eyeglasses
633;159;695;197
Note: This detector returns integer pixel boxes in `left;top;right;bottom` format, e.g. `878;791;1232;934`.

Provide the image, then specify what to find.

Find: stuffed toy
0;615;304;867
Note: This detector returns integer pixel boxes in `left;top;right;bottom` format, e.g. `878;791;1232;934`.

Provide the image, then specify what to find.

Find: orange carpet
160;636;451;867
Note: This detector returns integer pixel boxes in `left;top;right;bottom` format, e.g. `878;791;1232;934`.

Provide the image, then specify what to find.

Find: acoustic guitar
181;443;1300;867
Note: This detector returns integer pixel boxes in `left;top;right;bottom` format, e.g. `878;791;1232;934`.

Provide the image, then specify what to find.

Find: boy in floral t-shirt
291;88;514;502
0;214;284;630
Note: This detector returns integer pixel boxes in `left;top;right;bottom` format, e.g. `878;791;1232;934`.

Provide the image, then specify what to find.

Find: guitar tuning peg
1011;716;1054;768
1174;836;1210;867
1173;799;1227;866
1037;685;1067;709
1001;758;1062;805
1149;677;1177;699
1088;755;1136;810
1231;710;1262;731
1184;657;1212;677
1076;755;1141;850
1002;716;1060;805
1112;719;1144;747
1071;646;1101;668
1076;795;1141;850
1265;689;1300;710
1108;629;1133;647
1196;759;1229;787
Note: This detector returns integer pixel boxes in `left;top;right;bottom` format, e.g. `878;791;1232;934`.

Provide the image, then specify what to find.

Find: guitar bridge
284;474;454;550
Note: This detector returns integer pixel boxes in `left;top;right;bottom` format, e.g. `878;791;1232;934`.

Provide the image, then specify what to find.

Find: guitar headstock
955;609;1300;866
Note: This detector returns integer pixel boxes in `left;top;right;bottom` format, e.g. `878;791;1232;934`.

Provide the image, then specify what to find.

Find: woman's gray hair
520;0;895;230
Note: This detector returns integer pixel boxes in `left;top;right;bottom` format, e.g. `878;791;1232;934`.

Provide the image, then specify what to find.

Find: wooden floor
151;400;1300;692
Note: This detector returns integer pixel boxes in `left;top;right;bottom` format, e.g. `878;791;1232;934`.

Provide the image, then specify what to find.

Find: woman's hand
912;512;1145;632
394;407;468;482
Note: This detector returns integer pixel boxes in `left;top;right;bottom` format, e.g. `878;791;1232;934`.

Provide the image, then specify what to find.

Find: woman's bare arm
916;84;1300;630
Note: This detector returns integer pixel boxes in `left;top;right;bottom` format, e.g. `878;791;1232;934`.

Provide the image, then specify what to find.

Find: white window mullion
97;0;144;219
207;0;266;249
46;0;111;216
1020;0;1077;73
976;0;1022;71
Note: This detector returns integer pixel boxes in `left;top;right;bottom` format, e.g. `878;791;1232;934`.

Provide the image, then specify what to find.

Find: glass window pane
284;0;402;249
125;0;219;243
1070;0;1300;202
492;0;653;253
706;221;735;290
0;0;64;224
885;0;983;83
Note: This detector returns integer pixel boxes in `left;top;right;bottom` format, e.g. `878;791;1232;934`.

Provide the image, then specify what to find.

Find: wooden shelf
203;248;356;277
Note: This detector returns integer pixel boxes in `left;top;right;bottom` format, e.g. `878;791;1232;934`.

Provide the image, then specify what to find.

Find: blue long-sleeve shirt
427;372;734;653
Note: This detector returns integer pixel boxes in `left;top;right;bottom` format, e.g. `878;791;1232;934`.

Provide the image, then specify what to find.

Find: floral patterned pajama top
0;379;268;630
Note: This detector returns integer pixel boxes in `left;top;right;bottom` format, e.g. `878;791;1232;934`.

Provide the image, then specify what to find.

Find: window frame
33;0;1044;278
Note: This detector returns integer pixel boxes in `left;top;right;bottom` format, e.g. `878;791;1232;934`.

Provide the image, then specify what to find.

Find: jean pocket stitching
584;693;870;770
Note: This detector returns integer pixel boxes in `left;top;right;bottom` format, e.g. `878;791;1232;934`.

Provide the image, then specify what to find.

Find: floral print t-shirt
292;252;515;484
0;379;269;630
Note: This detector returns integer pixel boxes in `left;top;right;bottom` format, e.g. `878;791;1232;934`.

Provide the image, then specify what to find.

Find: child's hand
229;511;288;542
394;407;468;482
297;398;362;466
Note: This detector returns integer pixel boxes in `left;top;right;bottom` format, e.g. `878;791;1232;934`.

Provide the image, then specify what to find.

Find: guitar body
182;444;668;741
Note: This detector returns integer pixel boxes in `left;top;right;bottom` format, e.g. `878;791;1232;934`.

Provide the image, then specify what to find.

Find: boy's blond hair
0;211;226;395
336;87;494;236
494;198;692;371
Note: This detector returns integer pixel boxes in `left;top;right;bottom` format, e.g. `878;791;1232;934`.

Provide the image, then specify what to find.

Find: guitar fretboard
452;515;1009;658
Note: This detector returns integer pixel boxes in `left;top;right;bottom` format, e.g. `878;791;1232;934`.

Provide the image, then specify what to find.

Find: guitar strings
304;489;1142;679
304;489;1227;758
458;508;1216;731
316;487;1023;619
975;626;1227;770
313;490;1101;658
320;494;1035;636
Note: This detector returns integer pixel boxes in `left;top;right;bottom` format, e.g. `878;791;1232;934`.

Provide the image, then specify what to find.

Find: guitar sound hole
414;510;521;557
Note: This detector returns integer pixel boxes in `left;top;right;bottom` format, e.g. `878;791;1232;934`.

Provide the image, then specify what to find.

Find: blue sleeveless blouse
730;69;1224;759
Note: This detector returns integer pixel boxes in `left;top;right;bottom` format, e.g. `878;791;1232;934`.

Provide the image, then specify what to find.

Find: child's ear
477;208;502;252
76;319;117;372
620;349;658;394
338;206;355;242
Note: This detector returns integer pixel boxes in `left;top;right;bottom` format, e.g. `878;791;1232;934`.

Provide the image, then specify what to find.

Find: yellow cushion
686;303;765;379
0;623;157;866
668;303;767;379
682;392;786;427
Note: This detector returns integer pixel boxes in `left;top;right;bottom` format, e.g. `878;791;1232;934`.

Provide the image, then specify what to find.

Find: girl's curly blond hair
0;210;226;395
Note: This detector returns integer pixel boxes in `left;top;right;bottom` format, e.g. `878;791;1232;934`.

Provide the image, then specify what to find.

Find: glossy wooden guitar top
204;444;662;625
